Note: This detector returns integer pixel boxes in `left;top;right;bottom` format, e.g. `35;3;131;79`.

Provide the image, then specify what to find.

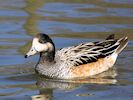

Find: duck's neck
38;41;56;64
39;51;55;64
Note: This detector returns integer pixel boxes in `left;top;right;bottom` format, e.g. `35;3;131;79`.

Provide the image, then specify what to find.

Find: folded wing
56;34;128;67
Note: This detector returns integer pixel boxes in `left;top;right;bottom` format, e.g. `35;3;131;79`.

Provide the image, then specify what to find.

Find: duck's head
25;33;55;58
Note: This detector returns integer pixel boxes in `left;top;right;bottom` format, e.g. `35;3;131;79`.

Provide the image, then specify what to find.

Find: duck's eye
39;39;47;43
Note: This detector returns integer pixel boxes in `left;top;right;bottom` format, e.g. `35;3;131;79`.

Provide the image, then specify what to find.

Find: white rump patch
111;53;118;62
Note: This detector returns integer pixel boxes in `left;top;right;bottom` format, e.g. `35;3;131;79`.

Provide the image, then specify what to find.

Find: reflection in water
24;0;45;35
2;68;116;99
31;68;117;100
32;89;52;100
20;0;45;54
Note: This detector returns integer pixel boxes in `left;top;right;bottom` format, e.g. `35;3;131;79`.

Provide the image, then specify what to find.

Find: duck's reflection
31;68;117;100
24;0;45;35
32;89;52;100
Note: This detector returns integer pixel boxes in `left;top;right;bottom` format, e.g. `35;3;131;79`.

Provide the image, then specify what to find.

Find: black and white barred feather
55;34;127;67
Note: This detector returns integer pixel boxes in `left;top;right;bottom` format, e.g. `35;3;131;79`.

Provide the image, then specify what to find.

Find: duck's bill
24;55;29;58
24;54;33;58
24;47;38;58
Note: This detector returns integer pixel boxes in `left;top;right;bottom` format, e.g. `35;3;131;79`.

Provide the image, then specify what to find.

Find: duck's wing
55;36;127;67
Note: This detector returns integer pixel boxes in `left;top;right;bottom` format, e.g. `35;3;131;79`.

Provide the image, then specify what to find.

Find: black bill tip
24;55;28;58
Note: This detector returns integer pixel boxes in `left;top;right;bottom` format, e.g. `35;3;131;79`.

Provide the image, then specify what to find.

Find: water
0;0;133;100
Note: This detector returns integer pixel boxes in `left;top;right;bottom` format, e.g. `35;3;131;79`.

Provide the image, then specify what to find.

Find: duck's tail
115;37;128;54
105;34;128;54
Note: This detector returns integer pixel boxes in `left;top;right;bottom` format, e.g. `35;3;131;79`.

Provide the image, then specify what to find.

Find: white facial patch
46;42;54;51
32;38;54;52
32;38;48;52
26;37;54;57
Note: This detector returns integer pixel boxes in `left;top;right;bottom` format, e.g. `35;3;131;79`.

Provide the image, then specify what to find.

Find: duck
25;33;128;79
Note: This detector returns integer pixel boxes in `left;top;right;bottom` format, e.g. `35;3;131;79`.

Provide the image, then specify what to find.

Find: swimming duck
25;33;128;79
